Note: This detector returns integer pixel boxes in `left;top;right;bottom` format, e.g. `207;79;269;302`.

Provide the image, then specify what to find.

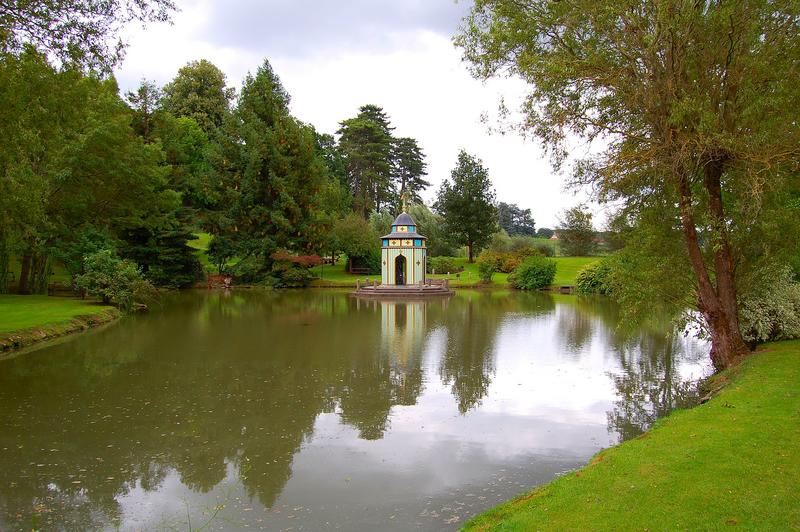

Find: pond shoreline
0;308;120;353
463;341;800;530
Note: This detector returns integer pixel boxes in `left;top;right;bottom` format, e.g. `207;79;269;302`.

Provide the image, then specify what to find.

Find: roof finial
400;189;409;213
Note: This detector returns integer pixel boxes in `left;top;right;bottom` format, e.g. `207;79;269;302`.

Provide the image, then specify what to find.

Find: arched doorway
395;255;406;285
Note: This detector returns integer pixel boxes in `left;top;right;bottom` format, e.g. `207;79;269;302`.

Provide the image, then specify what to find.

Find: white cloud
115;0;602;227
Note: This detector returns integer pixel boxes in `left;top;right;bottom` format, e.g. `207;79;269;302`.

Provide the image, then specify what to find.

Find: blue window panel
414;239;421;247
383;239;389;246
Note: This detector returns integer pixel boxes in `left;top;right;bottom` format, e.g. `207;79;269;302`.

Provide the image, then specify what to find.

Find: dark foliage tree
536;227;554;239
391;137;430;208
221;59;326;273
435;150;498;262
337;104;394;217
497;201;535;236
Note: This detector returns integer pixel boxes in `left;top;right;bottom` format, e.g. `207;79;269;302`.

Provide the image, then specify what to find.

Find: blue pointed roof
381;212;427;240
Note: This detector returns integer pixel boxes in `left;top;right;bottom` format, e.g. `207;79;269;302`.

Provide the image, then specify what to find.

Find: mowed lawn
310;256;598;288
0;295;112;334
464;341;800;531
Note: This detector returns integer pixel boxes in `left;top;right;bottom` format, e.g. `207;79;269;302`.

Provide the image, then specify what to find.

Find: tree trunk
467;243;474;263
17;253;32;294
677;171;748;371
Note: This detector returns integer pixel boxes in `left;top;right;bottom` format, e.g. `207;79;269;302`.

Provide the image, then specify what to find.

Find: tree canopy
457;0;800;368
0;0;175;70
435;150;498;262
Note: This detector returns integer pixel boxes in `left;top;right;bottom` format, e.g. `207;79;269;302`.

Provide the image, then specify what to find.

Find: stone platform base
352;282;454;298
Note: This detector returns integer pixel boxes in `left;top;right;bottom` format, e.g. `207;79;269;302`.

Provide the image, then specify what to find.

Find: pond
0;290;710;530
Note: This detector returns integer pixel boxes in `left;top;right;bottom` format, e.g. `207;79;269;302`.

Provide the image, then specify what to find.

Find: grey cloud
195;0;472;57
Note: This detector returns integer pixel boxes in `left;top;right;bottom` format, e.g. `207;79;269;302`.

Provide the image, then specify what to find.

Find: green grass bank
464;341;800;531
310;256;597;288
0;295;118;352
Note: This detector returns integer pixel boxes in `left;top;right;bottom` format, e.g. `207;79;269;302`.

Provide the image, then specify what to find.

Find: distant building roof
550;232;559;240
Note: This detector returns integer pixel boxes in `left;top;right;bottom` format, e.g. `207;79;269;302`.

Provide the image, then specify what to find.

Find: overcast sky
115;0;600;227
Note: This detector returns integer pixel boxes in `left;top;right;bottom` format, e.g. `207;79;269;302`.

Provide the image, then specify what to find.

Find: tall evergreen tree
337;104;394;217
435;150;498;262
221;59;326;268
391;137;430;208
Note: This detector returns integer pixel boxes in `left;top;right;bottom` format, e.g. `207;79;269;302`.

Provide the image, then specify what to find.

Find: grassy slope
464;342;800;531
310;256;597;288
0;295;113;333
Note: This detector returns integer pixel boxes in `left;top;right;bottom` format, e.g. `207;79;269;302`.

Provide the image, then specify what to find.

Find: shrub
349;249;381;274
576;260;614;295
429;256;462;275
76;249;156;311
476;251;502;282
270;251;323;288
508;255;557;290
232;256;266;284
510;235;536;253
534;242;555;257
488;230;512;253
500;255;522;274
739;265;800;344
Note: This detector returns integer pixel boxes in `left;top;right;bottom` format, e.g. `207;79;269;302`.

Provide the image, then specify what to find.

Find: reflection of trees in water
0;290;703;528
0;291;430;527
437;292;555;413
607;332;704;442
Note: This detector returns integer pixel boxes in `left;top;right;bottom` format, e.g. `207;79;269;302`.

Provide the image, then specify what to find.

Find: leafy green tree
407;203;457;257
391;137;430;207
332;213;378;269
536;227;554;239
457;0;800;367
161;60;235;135
337;105;394;217
0;0;175;69
497;202;535;236
434;150;498;262
222;59;326;274
315;131;348;186
0;50;173;294
126;79;162;141
76;249;156;311
558;205;596;257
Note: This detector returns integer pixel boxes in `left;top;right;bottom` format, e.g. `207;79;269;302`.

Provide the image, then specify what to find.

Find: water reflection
0;290;709;530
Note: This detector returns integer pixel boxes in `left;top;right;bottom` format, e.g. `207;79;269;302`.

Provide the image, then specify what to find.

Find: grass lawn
464;341;800;530
310;256;598;288
0;295;112;334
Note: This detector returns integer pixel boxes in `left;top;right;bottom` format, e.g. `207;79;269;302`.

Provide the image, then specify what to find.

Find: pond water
0;290;710;530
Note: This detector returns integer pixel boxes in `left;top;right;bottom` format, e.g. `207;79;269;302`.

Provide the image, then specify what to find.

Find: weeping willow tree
456;0;800;369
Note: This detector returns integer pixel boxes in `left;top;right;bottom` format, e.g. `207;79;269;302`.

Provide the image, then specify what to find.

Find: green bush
76;249;156;311
534;242;555;257
576;260;614;295
429;256;462;275
270;251;322;288
739;265;800;344
508;255;557;290
349;250;381;274
476;251;502;282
